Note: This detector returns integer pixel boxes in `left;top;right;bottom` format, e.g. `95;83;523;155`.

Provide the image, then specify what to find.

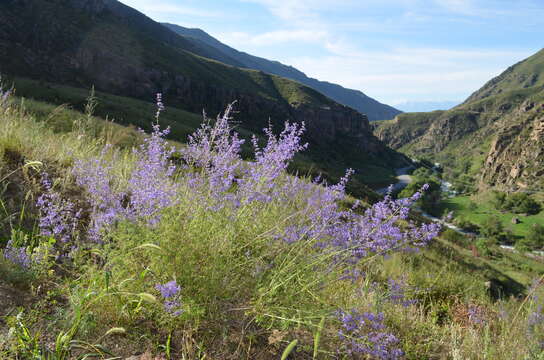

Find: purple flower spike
155;280;183;316
337;309;404;359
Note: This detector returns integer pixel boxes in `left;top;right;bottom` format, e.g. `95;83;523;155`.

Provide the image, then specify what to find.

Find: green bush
399;178;442;215
517;224;544;251
454;217;480;234
492;191;541;215
480;216;503;238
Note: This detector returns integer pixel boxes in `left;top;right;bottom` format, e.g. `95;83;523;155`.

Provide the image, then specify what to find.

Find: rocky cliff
480;98;544;190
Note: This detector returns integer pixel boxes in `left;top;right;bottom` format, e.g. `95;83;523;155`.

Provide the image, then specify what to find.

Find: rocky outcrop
480;100;544;190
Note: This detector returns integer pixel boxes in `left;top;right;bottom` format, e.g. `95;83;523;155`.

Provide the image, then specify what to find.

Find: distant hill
0;0;406;192
374;49;544;191
162;23;402;121
394;100;459;112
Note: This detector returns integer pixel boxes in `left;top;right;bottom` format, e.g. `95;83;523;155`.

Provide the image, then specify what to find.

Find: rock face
480;101;544;190
0;0;402;178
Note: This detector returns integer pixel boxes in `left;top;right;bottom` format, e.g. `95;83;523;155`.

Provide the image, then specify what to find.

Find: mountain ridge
374;48;544;191
0;0;406;191
162;22;402;121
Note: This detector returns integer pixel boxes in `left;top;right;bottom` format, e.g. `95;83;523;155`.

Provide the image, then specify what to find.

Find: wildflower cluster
3;240;31;269
337;309;404;359
183;104;245;206
126;125;178;225
155;280;183;316
72;124;178;241
386;278;417;307
180;105;439;262
72;147;126;242
36;176;80;243
27;99;442;356
238;122;307;203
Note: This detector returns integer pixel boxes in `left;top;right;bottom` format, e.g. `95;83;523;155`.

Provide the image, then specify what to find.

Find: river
376;166;475;236
376;166;415;195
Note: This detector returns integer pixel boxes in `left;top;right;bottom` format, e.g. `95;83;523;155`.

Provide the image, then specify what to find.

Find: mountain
374;49;544;191
0;0;406;192
394;100;459;112
162;23;402;121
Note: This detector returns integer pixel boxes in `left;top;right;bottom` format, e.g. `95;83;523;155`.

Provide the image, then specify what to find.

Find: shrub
454;217;480;234
399;179;442;215
517;224;544;251
480;216;504;238
493;191;541;215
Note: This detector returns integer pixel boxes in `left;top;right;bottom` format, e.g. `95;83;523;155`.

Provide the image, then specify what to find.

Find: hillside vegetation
1;84;544;359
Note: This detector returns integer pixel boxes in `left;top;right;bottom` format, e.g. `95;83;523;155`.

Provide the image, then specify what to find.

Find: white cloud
219;29;329;47
283;47;534;103
119;0;222;18
242;0;352;21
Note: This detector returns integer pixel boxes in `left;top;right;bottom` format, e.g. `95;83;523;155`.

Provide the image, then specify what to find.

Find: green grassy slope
465;48;544;103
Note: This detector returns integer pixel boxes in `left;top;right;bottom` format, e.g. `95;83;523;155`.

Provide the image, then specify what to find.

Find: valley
0;0;543;359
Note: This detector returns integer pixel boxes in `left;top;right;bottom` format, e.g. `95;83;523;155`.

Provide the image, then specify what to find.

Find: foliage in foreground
0;87;543;359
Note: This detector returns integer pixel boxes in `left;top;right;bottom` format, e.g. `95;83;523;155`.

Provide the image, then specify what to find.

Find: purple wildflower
155;280;183;316
337;309;404;359
467;305;485;325
72;122;178;240
182;104;245;208
36;175;80;243
387;278;417;307
73;147;125;242
126;124;178;225
238;122;307;203
3;240;31;269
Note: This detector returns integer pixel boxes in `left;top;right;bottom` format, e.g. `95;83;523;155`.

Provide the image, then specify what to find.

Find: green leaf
313;317;325;359
280;339;298;360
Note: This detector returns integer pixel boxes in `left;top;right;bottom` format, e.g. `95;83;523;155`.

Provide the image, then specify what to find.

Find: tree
519;224;544;251
480;215;505;240
454;217;480;234
491;191;507;211
500;192;541;215
399;179;442;215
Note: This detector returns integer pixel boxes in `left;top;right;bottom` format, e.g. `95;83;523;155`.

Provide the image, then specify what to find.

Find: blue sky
121;0;543;110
